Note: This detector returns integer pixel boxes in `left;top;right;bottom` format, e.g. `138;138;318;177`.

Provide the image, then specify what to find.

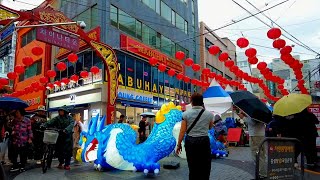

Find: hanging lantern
230;66;239;73
267;27;282;39
184;58;194;67
215;74;222;81
192;64;201;72
46;83;54;90
236;37;249;48
22;56;34;66
277;84;284;89
39;77;49;84
54;81;61;87
61;78;70;85
278;78;285;84
158;64;166;72
14;65;25;74
90;66;100;75
7;72;17;80
280;46;293;55
70;75;79;82
191;79;198;85
0;78;9;85
218;52;229;61
176;73;184;80
46;70;57;78
80;71;89;78
68;53;78;63
175;51;185;60
183;76;190;83
202;68;211;75
295;73;303;80
56;62;67;71
167;69;176;76
272;39;286;49
31;46;43;56
39;86;47;91
31;82;40;89
248;57;258;64
224;60;234;67
298;79;305;85
208;72;216;78
257;62;267;70
245;48;257;58
148;57;158;66
208;45;220;55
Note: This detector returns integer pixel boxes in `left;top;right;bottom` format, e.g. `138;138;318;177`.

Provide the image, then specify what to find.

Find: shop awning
120;100;159;109
47;103;90;112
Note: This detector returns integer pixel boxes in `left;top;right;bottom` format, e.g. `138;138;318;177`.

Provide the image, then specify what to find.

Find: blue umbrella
0;97;29;110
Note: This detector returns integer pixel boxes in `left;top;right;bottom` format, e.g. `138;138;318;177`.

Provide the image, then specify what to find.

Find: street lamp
15;21;86;29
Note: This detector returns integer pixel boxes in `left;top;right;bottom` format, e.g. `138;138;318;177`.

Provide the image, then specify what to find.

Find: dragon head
155;102;182;125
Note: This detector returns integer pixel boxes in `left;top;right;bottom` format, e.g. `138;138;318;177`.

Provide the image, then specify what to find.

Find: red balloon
39;77;49;84
31;46;43;56
248;57;258;64
267;28;282;39
158;64;166;72
22;56;34;66
208;72;216;78
192;64;201;72
148;57;158;66
70;75;79;82
0;78;9;85
277;84;284;89
56;62;67;71
167;69;176;76
14;65;25;74
7;72;17;80
61;78;70;85
175;51;185;60
90;66;100;75
272;39;286;49
54;81;61;87
202;68;211;75
46;70;56;78
46;83;54;89
80;71;89;78
183;76;190;83
245;48;257;58
257;62;267;70
236;37;249;48
184;58;194;67
280;46;292;55
176;73;184;80
218;52;229;61
225;60;235;67
68;53;78;63
208;45;220;55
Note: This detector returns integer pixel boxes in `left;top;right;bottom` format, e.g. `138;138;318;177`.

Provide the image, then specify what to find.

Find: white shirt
243;116;265;137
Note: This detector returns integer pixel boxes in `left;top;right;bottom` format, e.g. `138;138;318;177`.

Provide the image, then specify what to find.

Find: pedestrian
213;114;227;140
43;106;73;170
71;113;82;166
9;108;33;172
0;109;8;165
138;115;149;143
30;106;47;165
118;115;125;123
176;93;214;180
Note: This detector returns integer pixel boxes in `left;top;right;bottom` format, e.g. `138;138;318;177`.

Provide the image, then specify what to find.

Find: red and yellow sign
120;34;183;72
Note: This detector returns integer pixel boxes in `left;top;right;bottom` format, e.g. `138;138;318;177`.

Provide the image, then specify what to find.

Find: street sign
0;23;15;41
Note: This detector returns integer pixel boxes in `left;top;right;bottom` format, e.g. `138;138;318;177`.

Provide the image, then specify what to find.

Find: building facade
236;52;253;92
301;58;320;97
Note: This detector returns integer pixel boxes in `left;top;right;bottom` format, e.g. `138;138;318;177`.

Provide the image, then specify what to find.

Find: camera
77;21;86;29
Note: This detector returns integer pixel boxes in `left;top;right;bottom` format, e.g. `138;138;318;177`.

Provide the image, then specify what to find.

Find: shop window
135;60;143;90
126;56;135;89
110;5;118;27
118;53;126;87
83;51;93;70
93;53;103;69
75;55;84;75
118;9;136;38
19;60;42;81
152;66;158;93
67;61;75;77
21;29;36;47
143;62;151;92
160;1;171;22
158;71;164;93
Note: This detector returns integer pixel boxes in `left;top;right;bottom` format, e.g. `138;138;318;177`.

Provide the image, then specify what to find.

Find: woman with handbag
176;93;214;180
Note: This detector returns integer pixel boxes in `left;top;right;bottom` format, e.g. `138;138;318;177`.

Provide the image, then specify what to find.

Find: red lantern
39;86;46;91
61;78;70;85
298;79;305;85
248;57;258;64
245;48;257;58
56;62;67;71
191;79;198;85
68;53;78;63
224;60;234;67
208;72;216;78
0;78;9;85
208;45;220;55
80;71;89;78
46;83;54;90
257;62;267;70
236;37;249;48
167;69;176;76
70;75;79;82
218;52;229;61
7;72;17;80
158;64;166;72
31;46;43;56
277;84;284;89
295;73;303;80
22;56;34;66
267;27;282;39
54;81;61;87
215;74;222;81
90;66;100;75
14;65;25;74
192;64;201;72
230;66;239;73
148;57;158;66
202;68;211;75
280;46;292;55
175;51;185;60
176;73;184;80
272;39;286;49
183;76;190;83
39;77;49;84
184;58;194;67
31;82;40;88
46;70;56;78
278;78;285;84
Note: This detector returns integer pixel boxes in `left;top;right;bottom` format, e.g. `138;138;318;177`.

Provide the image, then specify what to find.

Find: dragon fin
89;114;99;135
97;116;106;132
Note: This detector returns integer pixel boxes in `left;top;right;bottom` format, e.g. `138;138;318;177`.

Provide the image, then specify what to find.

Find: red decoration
295;73;303;80
192;64;201;72
248;57;258;64
230;66;239;73
90;66;100;75
22;56;34;66
208;72;216;78
70;75;79;82
148;57;158;66
0;78;9;85
236;37;249;48
46;70;56;78
215;74;223;81
167;69;176;76
202;68;211;75
191;79;198;85
245;48;257;58
277;84;284;89
218;52;229;61
158;64;166;72
61;78;70;85
267;28;282;39
7;72;17;80
280;46;292;55
56;62;67;71
31;46;43;56
46;83;54;89
225;60;234;67
175;51;185;60
31;82;40;89
272;39;286;49
257;62;267;70
183;76;190;83
184;58;194;67
80;71;89;78
208;45;220;55
54;81;61;87
298;79;305;85
176;73;184;80
39;77;48;84
68;53;78;63
14;65;25;74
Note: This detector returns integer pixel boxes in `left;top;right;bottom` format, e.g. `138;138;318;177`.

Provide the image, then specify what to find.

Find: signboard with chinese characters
0;23;15;41
308;104;320;127
36;27;79;52
267;141;295;180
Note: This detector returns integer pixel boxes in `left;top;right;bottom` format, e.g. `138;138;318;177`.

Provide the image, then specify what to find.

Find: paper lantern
278;78;285;84
202;68;211;75
272;39;286;49
218;52;229;61
257;62;267;70
175;51;185;60
31;46;43;56
46;70;56;78
31;82;40;88
295;74;303;80
54;81;61;87
280;46;292;55
90;66;100;75
149;57;158;66
183;76;190;83
230;66;239;73
208;72;216;78
7;72;17;80
245;48;257;58
80;71;89;78
176;73;184;80
224;60;234;67
191;79;198;85
167;69;176;76
46;83;54;89
0;78;9;85
298;79;305;85
236;37;249;48
39;86;47;91
68;53;78;63
56;62;67;71
158;64;166;72
267;27;281;39
248;57;258;65
39;77;49;84
215;74;223;81
61;78;70;85
70;75;79;82
14;65;25;74
192;64;201;72
184;58;194;67
208;45;220;55
22;56;34;66
277;84;284;89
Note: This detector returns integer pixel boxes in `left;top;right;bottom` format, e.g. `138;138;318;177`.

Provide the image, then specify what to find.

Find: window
19;60;42;81
136;20;142;40
21;29;36;47
118;9;136;37
73;5;98;29
161;35;174;56
126;56;135;88
184;20;188;34
175;13;184;33
205;38;213;50
206;63;223;75
142;25;159;49
118;53;126;86
136;60;143;90
161;1;171;22
110;5;118;27
142;0;156;11
152;66;158;93
171;10;176;26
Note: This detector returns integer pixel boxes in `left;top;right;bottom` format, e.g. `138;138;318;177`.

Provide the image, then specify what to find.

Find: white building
236;52;253;92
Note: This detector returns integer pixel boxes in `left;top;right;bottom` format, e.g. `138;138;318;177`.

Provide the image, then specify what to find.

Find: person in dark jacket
43;106;73;170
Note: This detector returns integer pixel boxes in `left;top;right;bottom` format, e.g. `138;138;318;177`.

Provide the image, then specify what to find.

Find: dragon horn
97;116;106;132
89;114;99;135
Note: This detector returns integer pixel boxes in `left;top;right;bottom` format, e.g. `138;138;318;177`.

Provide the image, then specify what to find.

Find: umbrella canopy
140;112;155;117
273;93;312;117
0;97;29;110
229;91;272;123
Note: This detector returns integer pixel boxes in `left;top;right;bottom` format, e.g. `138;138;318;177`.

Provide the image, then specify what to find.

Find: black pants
305;136;317;165
11;145;28;168
55;135;72;166
185;135;211;180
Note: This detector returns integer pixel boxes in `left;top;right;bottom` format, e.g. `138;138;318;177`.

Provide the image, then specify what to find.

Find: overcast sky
2;0;320;62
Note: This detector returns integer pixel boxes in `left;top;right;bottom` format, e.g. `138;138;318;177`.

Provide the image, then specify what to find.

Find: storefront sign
120;34;183;72
0;23;15;41
118;88;153;104
83;69;103;85
25;97;41;106
308;104;320;127
0;41;11;58
267;141;295;179
36;27;79;52
70;94;76;104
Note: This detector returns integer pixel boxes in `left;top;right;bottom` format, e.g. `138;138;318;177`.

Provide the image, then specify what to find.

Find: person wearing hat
43;105;74;170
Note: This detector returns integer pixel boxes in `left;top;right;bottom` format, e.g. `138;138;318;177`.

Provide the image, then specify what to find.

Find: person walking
71;113;82;165
43;106;73;170
118;115;125;123
176;93;214;180
138;115;149;143
0;109;8;165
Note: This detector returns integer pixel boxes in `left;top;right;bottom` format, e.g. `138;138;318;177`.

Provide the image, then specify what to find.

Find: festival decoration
191;64;201;72
148;57;158;66
7;72;17;80
56;62;67;71
46;83;54;90
70;75;80;82
167;69;176;77
31;82;40;88
208;45;220;55
22;56;34;66
272;39;286;49
54;81;61;87
68;53;78;63
257;62;267;70
80;71;89;79
245;48;257;58
184;58;194;67
267;27;281;39
236;37;249;48
183;76;190;83
158;64;166;72
90;66;100;75
208;72;216;79
31;46;43;56
224;60;234;67
175;51;185;60
0;78;9;85
61;78;70;85
280;46;292;55
218;52;229;61
176;73;184;80
248;57;258;65
39;77;49;84
46;70;57;78
14;65;25;74
202;68;211;75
